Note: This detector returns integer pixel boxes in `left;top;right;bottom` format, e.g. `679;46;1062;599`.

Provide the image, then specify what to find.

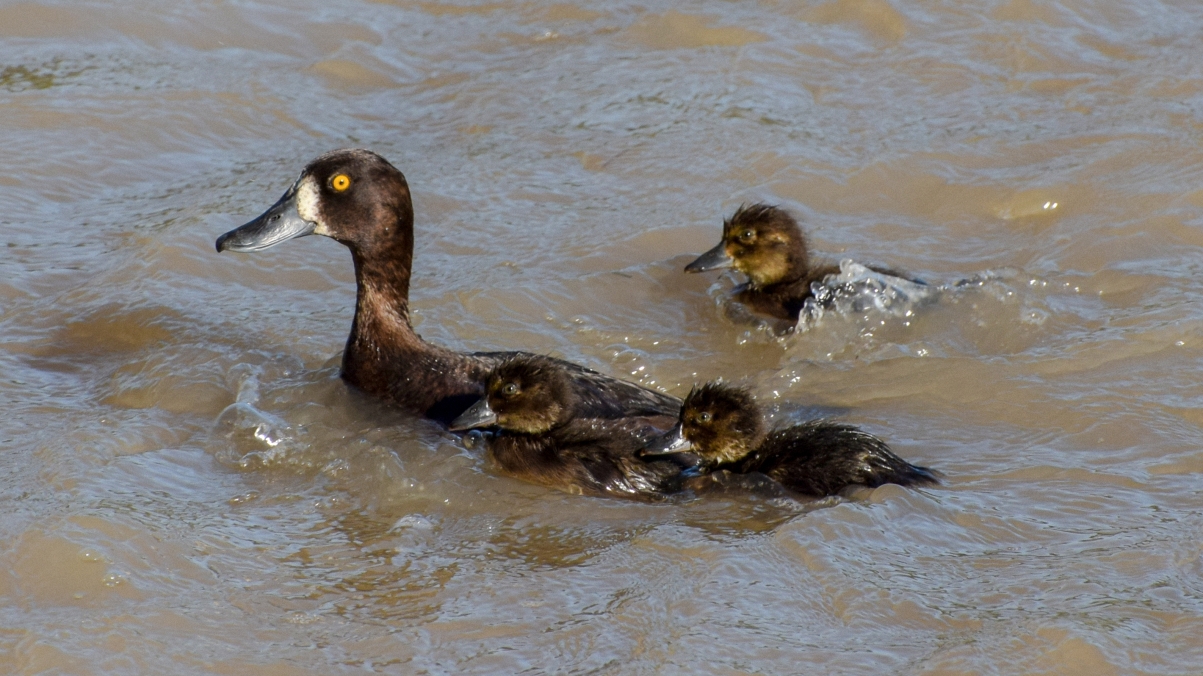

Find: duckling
449;356;694;499
640;382;940;497
216;149;680;426
685;204;915;323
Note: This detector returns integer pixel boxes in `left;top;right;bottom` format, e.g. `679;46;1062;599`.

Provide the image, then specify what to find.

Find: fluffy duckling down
450;356;693;500
641;382;941;497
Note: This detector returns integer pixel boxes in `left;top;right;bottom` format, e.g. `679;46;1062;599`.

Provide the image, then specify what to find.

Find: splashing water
798;260;938;329
211;364;312;470
713;258;1068;363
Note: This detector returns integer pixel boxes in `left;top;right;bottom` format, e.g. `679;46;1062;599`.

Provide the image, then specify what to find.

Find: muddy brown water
4;0;1203;673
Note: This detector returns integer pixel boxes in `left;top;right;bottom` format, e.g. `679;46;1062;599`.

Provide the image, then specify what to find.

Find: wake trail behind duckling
708;258;1079;361
798;260;943;328
787;259;1072;360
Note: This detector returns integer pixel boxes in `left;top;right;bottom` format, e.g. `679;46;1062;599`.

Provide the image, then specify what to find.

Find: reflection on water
4;0;1203;673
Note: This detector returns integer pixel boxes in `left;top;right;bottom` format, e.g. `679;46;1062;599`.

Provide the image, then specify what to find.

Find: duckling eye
697;411;712;424
502;383;519;397
738;229;755;243
330;174;351;193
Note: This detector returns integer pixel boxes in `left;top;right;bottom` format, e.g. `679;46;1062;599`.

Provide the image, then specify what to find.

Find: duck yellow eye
330;174;351;192
502;383;519;397
697;412;712;423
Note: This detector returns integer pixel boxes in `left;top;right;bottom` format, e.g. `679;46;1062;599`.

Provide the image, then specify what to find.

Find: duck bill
448;398;498;431
639;423;694;457
216;186;316;253
684;241;733;273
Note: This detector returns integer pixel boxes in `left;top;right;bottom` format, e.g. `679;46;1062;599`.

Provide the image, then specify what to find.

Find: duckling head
641;382;764;465
449;356;575;434
216;148;413;254
684;204;809;289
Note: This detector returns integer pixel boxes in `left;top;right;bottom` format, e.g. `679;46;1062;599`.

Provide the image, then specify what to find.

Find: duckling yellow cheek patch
750;254;790;286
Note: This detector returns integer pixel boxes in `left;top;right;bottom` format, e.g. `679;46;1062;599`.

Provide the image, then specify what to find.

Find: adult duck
640;382;941;496
216;149;680;425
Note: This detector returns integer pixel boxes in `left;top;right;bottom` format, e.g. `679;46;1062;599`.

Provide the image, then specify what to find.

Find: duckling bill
686;204;915;323
215;149;682;426
641;382;941;497
449;355;694;500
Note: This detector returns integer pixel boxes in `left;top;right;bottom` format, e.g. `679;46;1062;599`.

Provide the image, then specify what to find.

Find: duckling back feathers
737;421;942;496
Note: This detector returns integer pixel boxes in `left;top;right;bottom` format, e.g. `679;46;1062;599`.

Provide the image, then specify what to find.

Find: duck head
449;356;576;434
641;382;764;465
685;204;810;289
216;148;413;256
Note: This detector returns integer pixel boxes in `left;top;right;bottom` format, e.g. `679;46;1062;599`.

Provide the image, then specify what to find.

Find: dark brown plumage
642;382;941;497
685;204;913;322
216;149;680;426
449;356;693;499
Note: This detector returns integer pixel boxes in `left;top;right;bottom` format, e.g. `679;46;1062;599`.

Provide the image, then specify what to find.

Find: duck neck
347;238;418;355
339;212;479;409
758;247;812;291
709;413;766;466
709;435;758;466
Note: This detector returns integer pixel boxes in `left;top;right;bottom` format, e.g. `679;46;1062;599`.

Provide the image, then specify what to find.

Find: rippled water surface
5;0;1203;673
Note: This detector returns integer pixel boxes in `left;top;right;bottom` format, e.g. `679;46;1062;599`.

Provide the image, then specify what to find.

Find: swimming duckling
685;204;915;323
641;382;940;497
216;149;680;426
449;356;693;499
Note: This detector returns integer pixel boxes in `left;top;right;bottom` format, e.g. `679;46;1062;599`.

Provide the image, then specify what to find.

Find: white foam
797;259;937;331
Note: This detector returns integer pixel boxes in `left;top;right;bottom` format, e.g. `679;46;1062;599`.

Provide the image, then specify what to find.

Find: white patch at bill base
295;176;325;233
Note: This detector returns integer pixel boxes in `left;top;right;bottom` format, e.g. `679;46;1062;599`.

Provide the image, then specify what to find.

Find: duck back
733;421;941;496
